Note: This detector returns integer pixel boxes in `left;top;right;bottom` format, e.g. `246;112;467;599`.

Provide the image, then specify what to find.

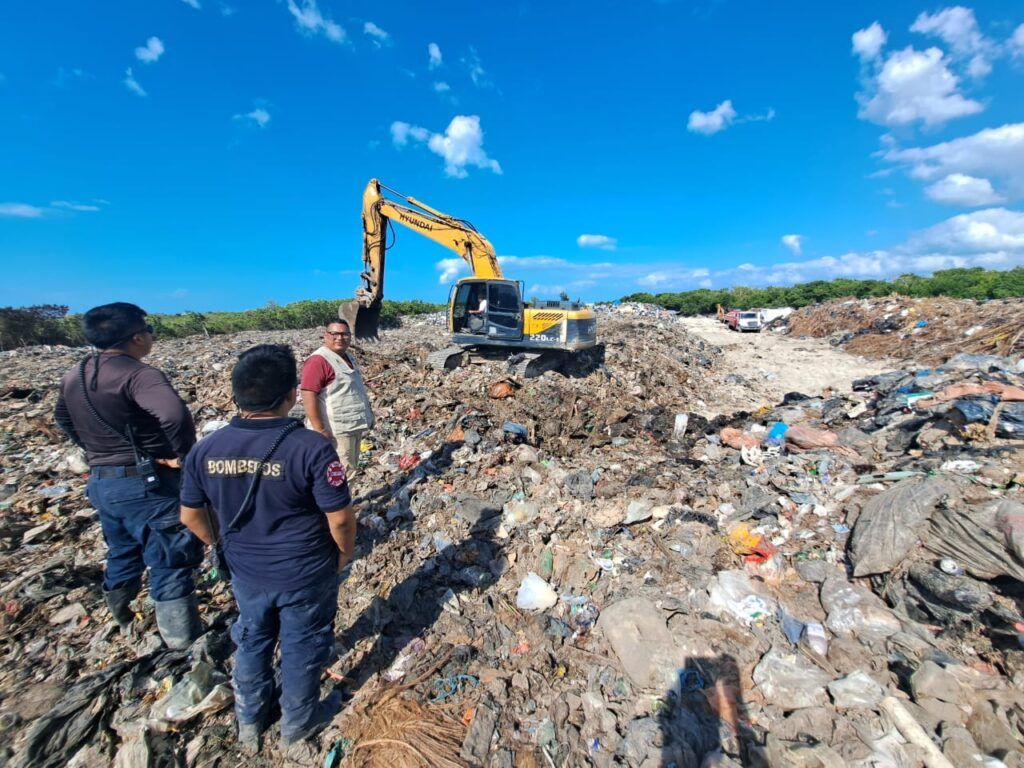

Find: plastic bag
720;427;761;450
828;670;884;709
944;352;1018;372
849;477;953;577
820;576;901;640
752;648;829;709
149;662;232;726
995;500;1024;563
953;398;1024;437
926;501;1024;581
706;569;777;625
516;572;557;611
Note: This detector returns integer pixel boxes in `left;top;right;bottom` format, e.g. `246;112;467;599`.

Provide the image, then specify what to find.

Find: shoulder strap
224;420;301;533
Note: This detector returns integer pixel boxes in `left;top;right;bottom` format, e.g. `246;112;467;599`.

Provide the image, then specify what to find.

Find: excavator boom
342;179;502;339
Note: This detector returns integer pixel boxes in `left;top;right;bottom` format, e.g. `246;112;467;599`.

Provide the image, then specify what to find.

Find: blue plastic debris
431;673;479;703
678;668;706;693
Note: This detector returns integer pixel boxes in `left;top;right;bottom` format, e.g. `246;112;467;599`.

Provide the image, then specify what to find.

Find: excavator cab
450;278;523;341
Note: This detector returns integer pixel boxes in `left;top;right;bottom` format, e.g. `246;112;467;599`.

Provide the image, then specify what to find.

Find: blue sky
2;1;1023;313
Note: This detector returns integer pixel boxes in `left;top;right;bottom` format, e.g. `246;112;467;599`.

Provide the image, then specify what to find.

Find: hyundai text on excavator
340;179;599;377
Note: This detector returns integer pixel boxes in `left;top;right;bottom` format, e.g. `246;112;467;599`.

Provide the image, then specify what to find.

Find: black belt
92;465;147;479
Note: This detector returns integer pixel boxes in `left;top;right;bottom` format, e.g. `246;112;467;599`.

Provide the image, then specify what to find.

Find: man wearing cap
54;302;204;649
300;320;374;479
179;344;356;756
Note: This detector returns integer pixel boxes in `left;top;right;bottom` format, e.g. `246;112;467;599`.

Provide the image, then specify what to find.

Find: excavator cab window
453;281;487;333
485;282;523;339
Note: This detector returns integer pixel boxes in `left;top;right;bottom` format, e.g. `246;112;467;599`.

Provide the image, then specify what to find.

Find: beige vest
308;346;374;436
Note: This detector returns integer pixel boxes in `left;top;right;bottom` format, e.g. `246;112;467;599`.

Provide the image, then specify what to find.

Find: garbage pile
595;302;678;320
786;295;1024;366
2;312;1024;767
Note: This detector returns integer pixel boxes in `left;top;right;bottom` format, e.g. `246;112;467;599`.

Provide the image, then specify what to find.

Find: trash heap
2;312;1024;767
786;295;1024;365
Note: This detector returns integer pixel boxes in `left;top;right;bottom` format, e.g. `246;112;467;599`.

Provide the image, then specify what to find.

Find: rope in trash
430;673;478;703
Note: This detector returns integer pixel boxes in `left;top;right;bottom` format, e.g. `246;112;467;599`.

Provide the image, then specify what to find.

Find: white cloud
462;47;488;87
637;267;714;288
884;123;1024;198
427;116;501;176
51;200;102;212
181;0;201;8
123;68;146;97
924;173;1004;206
967;55;992;79
428;42;442;69
53;67;93;88
234;107;270;128
739;107;776;125
287;0;345;44
906;207;1024;253
706;208;1024;288
527;284;566;297
911;6;994;76
1010;24;1024;58
0;203;44;218
436;258;468;283
687;99;736;135
363;22;389;46
390;121;429;146
134;36;165;64
857;46;983;127
576;234;617;250
781;234;804;255
433;81;450;93
391;115;501;178
853;22;887;60
479;208;1024;295
637;272;667;287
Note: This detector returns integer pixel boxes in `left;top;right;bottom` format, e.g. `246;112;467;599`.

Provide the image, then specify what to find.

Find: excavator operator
466;287;487;334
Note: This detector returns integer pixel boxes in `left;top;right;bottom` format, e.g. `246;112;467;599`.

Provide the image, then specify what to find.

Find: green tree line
621;267;1024;315
0;299;443;350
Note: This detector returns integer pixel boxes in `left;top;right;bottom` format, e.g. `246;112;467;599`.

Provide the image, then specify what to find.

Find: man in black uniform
54;302;204;649
179;344;355;756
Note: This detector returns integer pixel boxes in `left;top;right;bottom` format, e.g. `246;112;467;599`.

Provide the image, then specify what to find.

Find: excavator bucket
339;299;381;341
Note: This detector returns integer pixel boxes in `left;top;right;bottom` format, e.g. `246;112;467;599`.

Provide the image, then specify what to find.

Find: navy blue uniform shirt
180;416;351;592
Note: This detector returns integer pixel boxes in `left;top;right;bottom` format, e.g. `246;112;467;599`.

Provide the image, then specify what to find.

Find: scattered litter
1;305;1022;767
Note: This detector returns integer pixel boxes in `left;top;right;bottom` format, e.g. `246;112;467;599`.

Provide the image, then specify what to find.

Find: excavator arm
343;179;502;338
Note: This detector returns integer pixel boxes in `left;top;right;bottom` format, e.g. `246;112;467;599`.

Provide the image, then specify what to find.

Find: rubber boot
154;593;204;650
281;690;343;752
104;579;140;631
237;721;264;757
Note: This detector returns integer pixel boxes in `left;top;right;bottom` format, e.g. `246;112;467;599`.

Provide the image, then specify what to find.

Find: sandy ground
677;315;905;418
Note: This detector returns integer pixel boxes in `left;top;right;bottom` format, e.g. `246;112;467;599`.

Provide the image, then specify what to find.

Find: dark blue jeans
86;466;201;601
230;575;339;741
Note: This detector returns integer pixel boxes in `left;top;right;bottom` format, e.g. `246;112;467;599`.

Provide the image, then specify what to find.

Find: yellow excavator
340;179;599;377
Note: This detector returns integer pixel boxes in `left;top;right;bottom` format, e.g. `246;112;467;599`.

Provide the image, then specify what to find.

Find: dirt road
678;315;903;417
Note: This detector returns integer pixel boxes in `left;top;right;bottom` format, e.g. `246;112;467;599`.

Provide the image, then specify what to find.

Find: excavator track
506;350;568;379
426;346;467;371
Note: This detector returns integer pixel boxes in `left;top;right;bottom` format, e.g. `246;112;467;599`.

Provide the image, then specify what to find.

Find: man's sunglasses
116;323;154;344
326;331;351;338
